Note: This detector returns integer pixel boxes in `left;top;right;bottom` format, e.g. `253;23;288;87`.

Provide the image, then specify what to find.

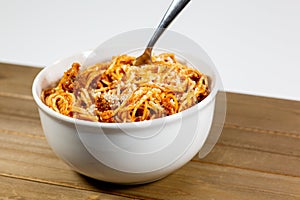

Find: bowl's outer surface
32;29;222;184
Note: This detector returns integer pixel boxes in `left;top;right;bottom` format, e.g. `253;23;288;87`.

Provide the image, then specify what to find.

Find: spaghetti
41;53;210;123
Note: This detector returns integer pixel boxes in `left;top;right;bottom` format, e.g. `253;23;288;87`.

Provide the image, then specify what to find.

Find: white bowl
32;29;222;184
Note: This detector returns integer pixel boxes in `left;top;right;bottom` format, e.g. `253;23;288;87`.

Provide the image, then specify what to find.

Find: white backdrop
1;0;300;101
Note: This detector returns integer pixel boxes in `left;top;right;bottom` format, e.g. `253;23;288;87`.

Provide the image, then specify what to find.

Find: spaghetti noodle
41;53;210;122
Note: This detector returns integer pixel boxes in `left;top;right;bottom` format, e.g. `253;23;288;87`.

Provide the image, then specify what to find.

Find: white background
1;0;299;101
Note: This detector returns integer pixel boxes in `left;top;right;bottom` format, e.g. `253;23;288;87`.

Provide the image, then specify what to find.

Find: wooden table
1;63;300;200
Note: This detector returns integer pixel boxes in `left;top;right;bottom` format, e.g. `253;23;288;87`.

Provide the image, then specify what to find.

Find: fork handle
146;0;191;49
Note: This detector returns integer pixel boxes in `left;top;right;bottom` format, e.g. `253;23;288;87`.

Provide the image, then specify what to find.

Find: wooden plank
0;95;39;119
2;107;300;169
69;161;300;200
147;162;300;200
225;93;300;134
0;63;41;96
1;127;300;200
1;63;300;199
0;63;40;97
218;125;300;157
1;111;300;180
1;158;299;200
0;176;132;200
0;113;43;137
1;92;299;176
200;143;300;177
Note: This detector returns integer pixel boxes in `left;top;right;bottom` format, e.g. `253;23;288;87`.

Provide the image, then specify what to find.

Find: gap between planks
0;91;33;100
1;123;299;141
2;126;299;160
225;123;300;139
194;159;300;179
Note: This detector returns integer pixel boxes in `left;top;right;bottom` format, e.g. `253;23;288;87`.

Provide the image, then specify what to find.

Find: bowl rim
32;51;220;129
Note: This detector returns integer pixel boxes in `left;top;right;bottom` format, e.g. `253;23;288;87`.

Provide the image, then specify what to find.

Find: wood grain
225;92;300;134
0;63;39;97
1;63;300;199
0;176;131;200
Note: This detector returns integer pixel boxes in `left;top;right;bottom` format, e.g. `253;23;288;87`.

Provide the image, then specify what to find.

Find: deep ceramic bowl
32;29;222;184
